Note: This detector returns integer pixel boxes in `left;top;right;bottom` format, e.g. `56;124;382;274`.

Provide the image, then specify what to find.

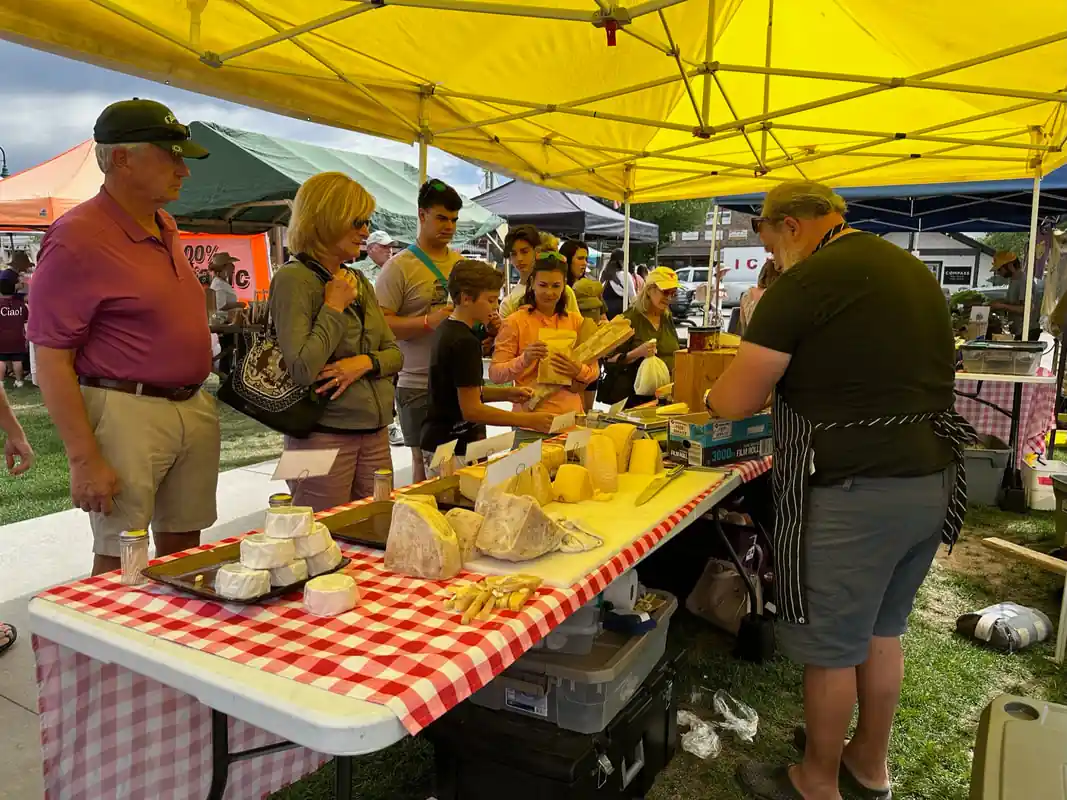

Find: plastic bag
677;710;721;760
634;354;671;396
713;690;759;742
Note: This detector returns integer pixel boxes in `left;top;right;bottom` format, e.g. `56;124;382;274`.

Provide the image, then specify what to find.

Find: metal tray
400;475;475;511
607;405;669;432
321;501;395;549
141;542;350;604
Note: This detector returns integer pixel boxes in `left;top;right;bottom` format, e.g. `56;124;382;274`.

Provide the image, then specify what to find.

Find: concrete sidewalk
0;448;421;800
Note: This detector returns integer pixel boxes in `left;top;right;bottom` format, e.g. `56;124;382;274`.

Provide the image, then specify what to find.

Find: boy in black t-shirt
420;260;555;472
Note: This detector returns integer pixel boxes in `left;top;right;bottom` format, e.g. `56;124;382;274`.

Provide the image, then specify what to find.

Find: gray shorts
396;386;430;448
777;468;951;668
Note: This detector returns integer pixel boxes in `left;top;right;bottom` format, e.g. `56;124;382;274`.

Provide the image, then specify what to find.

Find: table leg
999;383;1028;513
1056;583;1067;665
207;709;230;800
334;755;354;800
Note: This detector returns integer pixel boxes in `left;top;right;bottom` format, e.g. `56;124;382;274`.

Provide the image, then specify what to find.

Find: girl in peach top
489;254;598;421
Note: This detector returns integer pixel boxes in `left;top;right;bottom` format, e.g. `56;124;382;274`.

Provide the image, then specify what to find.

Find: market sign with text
178;232;272;301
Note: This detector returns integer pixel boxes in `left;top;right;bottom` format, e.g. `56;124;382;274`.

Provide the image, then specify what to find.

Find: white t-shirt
211;276;239;310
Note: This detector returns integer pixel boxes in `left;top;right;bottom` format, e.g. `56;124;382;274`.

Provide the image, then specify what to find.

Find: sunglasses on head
536;251;566;262
427;179;447;191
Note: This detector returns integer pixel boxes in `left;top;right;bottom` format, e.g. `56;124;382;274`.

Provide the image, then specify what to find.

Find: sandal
793;725;892;800
0;622;17;657
737;762;807;800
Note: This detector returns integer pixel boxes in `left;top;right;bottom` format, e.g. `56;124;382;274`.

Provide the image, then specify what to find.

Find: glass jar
119;529;150;586
268;493;293;508
373;468;393;502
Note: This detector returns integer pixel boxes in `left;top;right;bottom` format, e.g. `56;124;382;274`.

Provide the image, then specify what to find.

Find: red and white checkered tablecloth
954;370;1057;463
34;472;736;799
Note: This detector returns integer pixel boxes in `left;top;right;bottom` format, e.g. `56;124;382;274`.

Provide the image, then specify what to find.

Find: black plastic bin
426;648;684;800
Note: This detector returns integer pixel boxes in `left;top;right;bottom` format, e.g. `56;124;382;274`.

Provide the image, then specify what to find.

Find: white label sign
430;439;457;470
608;399;627;418
565;428;593;451
549;411;576;434
486;438;542;488
271;448;339;481
465;431;516;463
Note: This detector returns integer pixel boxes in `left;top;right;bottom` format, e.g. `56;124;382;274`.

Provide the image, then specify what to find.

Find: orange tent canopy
0;140;103;229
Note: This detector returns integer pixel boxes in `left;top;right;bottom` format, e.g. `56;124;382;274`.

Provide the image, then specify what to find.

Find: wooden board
672;348;736;412
981;537;1067;575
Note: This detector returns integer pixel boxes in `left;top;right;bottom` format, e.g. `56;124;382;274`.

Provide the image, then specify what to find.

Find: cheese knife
635;463;687;506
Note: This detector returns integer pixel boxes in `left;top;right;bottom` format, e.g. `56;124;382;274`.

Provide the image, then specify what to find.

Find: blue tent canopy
714;167;1067;233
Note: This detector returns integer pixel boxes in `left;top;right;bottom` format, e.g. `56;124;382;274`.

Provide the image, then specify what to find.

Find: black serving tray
141;542;349;604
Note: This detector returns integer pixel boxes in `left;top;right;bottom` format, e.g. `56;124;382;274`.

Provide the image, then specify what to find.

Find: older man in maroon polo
29;99;219;576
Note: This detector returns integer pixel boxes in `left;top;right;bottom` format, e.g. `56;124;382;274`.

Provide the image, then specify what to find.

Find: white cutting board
464;469;735;588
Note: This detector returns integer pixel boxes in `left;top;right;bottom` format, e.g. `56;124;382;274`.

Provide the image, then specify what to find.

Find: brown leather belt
79;377;201;402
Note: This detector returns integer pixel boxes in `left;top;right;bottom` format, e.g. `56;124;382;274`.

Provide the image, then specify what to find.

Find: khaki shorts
83;387;221;557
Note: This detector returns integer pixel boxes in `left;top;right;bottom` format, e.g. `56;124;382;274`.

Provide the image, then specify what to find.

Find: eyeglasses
352;218;372;230
750;217;768;234
536;251;566;262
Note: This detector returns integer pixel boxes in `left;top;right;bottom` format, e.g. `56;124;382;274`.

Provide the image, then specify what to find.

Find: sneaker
12;381;23;389
388;423;404;446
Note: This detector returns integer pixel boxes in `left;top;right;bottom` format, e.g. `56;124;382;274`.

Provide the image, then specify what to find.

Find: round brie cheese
240;533;297;570
293;522;333;559
306;539;343;576
304;573;359;616
215;563;270;600
269;558;309;587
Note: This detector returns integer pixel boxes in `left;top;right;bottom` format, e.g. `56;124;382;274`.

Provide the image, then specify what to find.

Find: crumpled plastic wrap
475;492;565;562
677;710;721;760
713;690;759;742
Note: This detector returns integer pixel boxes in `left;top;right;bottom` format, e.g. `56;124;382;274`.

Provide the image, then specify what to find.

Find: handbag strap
406;244;449;292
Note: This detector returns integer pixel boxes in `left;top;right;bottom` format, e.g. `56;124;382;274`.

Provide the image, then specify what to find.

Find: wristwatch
703;388;713;411
367;353;381;378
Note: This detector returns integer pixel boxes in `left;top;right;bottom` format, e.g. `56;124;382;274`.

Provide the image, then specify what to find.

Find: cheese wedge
240;533;297;570
584;434;619;493
396;493;438;509
457;464;487;501
628;439;664;475
385;498;463;579
476;492;565;561
444;508;484;561
306;539;343;576
215;563;270;600
603;423;638;473
553;464;595;503
514;462;554;506
293;522;333;558
541;443;567;476
269;558;309;587
303;573;359;616
264;506;315;539
655;402;690;417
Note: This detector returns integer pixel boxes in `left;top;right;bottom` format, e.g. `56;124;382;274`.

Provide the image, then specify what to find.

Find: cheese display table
29;457;771;800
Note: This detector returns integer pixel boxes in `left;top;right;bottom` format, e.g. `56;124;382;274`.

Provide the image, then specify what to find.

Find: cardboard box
666;412;772;468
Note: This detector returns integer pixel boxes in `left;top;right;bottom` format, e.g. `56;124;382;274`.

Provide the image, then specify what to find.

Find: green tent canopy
171;122;504;245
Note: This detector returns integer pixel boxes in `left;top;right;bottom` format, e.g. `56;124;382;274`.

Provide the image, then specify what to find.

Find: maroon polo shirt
28;189;211;388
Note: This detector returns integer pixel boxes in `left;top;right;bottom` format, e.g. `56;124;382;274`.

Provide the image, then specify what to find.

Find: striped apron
770;222;978;624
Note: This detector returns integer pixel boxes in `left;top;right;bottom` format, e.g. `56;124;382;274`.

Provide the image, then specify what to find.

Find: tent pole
622;200;632;311
1022;174;1042;339
703;204;719;326
418;137;428;185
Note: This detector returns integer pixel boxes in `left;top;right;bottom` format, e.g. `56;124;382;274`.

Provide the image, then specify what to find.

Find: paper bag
536;329;578;385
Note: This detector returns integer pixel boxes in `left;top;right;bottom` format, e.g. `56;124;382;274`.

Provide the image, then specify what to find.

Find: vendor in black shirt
706;181;972;800
420;260;554;472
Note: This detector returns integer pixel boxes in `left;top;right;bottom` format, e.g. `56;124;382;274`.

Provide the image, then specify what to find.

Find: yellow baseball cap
647;266;681;291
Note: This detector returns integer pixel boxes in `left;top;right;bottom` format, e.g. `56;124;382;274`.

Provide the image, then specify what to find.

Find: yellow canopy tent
2;0;1065;325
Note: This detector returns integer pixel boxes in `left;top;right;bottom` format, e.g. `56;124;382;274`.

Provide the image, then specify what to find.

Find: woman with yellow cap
600;266;682;407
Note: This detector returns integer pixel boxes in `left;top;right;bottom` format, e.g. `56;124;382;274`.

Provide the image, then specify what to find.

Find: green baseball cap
94;98;209;159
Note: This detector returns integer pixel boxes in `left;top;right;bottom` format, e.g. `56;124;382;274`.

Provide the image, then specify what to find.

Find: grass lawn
0;380;282;527
271;506;1067;800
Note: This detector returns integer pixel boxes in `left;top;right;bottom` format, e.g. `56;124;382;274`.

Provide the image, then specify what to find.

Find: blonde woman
271;172;403;511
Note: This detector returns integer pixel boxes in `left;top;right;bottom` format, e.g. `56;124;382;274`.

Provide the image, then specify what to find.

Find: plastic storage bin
1023;458;1067;511
965;436;1010;506
960;340;1045;376
970;693;1067;799
471;591;678;734
531;596;602;656
429;649;683;800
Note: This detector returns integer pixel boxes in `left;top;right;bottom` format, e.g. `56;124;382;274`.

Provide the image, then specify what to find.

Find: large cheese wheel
215;563;270;600
306;539;344;576
293;522;333;558
269;558;309;587
385;498;463;579
584;434;619;493
240;533;297;570
541;443;567;476
444;508;484;561
553;464;595;503
264;506;315;539
603;423;638;473
303;573;359;616
628;439;664;475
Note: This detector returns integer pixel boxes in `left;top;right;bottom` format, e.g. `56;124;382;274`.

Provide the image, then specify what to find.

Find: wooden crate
672;348;737;412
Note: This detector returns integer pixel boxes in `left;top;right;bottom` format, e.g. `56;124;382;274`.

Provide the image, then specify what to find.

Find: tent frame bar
768;123;1061;152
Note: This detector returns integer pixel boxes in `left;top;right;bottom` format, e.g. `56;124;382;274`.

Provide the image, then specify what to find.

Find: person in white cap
350;230;394;284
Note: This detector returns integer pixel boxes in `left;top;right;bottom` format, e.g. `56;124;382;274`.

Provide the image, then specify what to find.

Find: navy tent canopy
474;180;659;243
714;167;1067;233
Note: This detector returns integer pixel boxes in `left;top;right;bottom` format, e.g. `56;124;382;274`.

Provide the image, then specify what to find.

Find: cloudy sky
0;40;485;197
